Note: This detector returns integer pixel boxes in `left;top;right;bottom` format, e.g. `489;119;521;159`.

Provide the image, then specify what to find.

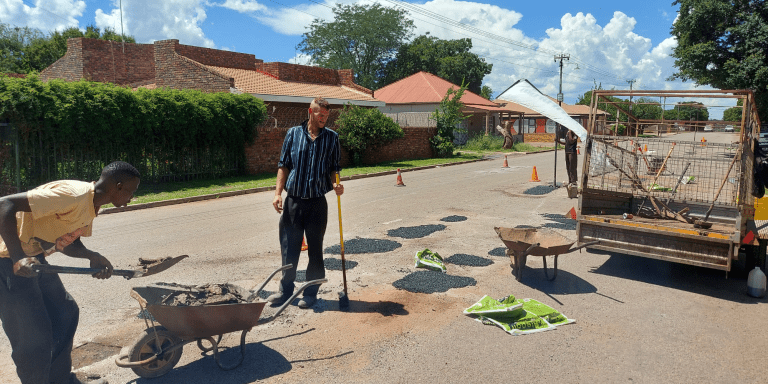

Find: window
527;119;536;133
546;119;557;133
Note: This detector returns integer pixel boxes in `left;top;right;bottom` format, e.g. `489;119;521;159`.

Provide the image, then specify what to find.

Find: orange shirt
0;180;96;258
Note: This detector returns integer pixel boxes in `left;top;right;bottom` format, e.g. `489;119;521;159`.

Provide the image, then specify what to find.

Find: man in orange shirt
0;161;140;384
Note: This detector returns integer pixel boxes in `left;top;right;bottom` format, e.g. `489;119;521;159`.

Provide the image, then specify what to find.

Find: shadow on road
589;253;768;303
515;266;598;305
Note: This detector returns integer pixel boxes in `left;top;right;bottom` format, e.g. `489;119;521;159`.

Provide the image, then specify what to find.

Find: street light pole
554;53;569;188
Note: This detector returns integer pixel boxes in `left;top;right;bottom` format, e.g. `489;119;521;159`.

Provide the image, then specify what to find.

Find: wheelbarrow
494;227;599;281
115;264;325;378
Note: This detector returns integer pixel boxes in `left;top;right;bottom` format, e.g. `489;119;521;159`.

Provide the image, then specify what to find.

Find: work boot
71;372;108;384
297;296;317;309
267;292;292;306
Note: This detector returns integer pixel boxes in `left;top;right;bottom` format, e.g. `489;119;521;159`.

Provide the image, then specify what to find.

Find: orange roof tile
206;66;378;102
375;71;499;108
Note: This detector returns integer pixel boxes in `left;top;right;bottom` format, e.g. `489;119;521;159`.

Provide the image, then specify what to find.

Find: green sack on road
414;249;446;273
464;295;574;335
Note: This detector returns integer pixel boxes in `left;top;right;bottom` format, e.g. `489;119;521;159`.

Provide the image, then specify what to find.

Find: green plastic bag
464;296;574;335
414;249;446;273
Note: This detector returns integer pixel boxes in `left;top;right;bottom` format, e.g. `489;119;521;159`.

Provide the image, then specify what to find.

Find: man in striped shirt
270;97;344;309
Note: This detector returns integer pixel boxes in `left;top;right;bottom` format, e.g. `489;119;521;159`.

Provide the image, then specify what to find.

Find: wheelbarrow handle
246;264;294;302
258;278;327;324
569;240;600;253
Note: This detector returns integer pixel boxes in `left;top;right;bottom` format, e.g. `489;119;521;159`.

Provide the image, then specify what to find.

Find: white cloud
218;0;267;13
0;0;85;31
94;0;214;47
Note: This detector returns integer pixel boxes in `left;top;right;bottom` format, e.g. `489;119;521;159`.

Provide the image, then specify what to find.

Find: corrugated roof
375;71;499;108
206;66;378;102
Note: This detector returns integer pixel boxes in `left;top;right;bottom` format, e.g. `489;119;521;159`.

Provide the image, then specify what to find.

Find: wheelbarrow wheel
128;326;183;378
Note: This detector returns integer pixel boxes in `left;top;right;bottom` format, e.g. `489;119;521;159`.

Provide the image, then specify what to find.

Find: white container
747;266;766;298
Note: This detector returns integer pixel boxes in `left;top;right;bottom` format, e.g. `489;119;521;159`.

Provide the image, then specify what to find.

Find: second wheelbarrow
494;227;598;281
115;264;325;378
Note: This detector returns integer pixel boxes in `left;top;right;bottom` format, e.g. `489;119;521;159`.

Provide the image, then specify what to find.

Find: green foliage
480;85;493;100
0;75;266;189
431;82;468;157
670;0;768;119
336;105;404;165
662;102;709;121
723;98;744;122
610;124;626;135
0;21;135;74
297;3;414;90
382;35;493;94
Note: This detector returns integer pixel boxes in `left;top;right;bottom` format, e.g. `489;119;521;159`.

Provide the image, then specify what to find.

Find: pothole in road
72;343;121;370
325;238;402;254
392;271;476;294
523;185;558;195
387;224;447;239
444;253;494;267
488;247;508;257
440;215;467;222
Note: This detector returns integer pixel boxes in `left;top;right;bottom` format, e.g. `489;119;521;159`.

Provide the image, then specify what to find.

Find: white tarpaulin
496;79;588;142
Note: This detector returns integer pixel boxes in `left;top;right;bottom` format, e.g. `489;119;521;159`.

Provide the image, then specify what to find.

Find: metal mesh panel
586;135;742;206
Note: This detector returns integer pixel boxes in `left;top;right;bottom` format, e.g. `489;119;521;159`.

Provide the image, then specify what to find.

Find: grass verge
456;134;559;153
121;153;483;206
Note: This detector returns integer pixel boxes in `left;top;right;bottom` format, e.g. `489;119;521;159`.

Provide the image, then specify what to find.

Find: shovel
32;255;188;280
335;173;350;310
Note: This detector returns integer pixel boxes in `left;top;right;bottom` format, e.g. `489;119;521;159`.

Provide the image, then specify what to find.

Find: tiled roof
374;71;500;108
206;66;378;102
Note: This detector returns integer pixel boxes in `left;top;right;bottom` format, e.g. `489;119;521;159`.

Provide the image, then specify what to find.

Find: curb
100;157;496;215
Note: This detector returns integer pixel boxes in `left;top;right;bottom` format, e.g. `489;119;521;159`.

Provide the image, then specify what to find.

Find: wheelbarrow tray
132;286;265;340
494;227;575;256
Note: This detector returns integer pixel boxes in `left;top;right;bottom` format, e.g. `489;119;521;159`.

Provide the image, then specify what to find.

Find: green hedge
0;75;266;190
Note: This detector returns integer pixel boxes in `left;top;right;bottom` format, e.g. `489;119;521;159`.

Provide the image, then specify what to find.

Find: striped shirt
278;120;341;199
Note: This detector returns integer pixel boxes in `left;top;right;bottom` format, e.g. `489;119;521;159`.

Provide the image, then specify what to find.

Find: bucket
747;266;766;298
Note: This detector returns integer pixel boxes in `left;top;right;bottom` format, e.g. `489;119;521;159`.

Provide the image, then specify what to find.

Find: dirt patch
71;343;121;370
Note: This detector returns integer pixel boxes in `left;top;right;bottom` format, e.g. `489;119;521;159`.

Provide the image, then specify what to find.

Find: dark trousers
278;196;328;298
565;152;578;185
0;256;79;384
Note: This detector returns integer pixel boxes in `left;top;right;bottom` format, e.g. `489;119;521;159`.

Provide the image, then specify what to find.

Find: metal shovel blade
134;255;189;277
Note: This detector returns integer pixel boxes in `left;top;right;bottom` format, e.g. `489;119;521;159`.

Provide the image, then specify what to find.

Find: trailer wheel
128;326;183;378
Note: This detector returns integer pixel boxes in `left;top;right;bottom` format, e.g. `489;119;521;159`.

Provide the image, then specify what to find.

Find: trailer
577;89;766;273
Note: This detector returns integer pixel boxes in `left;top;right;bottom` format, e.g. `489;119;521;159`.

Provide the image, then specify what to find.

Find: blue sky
1;0;735;117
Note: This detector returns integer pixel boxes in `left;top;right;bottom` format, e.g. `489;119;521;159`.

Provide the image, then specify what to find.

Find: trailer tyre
128;326;183;378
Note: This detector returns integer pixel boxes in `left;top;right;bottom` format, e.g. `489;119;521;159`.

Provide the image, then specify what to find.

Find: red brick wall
244;126;436;175
40;38;155;84
175;43;261;70
525;133;555;142
154;40;233;92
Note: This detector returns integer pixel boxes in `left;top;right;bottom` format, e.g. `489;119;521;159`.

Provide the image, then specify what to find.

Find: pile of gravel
392;271;476;294
324;257;358;271
523;185;557;195
444;253;494;267
387;224;447;239
440;215;467;222
488;247;508;257
324;238;402;254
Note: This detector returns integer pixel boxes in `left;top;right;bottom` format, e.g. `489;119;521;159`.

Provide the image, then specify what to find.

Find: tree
431;82;469;157
0;24;44;73
336;105;404;165
662;102;709;122
670;0;768;119
723;99;744;122
480;85;493;100
382;35;492;94
297;3;414;90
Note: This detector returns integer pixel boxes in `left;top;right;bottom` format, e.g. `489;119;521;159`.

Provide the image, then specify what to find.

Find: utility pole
553;54;569;188
627;79;636;136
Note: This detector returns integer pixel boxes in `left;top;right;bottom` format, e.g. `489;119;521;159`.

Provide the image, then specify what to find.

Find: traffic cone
565;207;577;220
530;166;541;182
395;168;405;186
301;237;308;251
577;146;581;155
644;144;647;153
502;155;509;168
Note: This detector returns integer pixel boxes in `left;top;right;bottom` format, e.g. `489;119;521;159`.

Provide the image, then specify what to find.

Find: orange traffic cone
577;146;581;155
395;168;405;187
530;166;541;182
301;237;308;251
502;155;509;168
644;144;648;152
565;207;577;220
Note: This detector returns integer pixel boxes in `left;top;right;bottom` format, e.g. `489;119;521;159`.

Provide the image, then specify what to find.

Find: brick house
374;71;506;144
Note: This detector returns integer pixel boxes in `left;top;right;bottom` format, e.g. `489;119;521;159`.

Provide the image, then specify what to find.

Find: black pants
278;196;328;298
565;152;578;185
0;256;79;384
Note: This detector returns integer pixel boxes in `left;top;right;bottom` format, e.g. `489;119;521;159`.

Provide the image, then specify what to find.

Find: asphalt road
2;131;767;384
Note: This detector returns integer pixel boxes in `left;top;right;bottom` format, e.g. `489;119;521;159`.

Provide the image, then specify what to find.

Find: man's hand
273;194;283;213
334;183;344;196
12;257;40;278
88;253;113;279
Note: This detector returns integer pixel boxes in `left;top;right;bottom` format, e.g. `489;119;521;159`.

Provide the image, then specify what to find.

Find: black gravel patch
324;238;402;254
541;213;577;230
488;247;508;257
137;309;156;322
296;270;306;282
392;271;476;293
257;290;276;300
523;185;557;195
515;224;536;228
444;253;494;267
440;215;467;222
387;224;447;239
324;257;358;271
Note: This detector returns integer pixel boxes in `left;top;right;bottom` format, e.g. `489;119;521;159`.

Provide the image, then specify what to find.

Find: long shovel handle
32;264;140;279
335;173;348;296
